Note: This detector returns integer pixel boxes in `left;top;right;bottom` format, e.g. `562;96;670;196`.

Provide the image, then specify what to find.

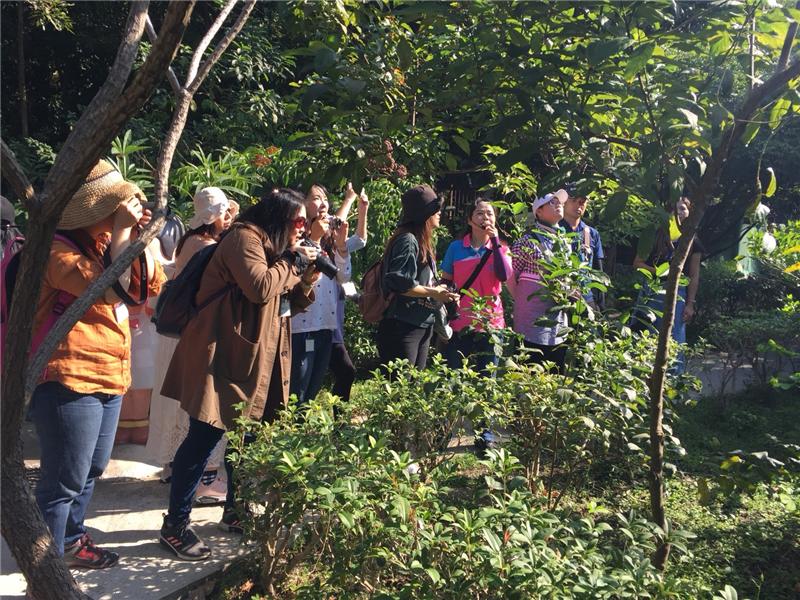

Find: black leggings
329;342;355;403
376;318;433;370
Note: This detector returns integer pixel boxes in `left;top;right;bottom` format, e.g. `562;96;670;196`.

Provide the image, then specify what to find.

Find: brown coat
161;223;313;430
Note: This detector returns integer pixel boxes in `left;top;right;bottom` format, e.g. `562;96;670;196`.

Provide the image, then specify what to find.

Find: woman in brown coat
159;188;320;561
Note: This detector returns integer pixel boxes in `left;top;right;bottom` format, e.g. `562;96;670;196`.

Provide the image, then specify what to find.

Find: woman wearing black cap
377;184;460;369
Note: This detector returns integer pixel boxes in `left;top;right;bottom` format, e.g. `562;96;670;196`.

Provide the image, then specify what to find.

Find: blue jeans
290;329;334;405
636;285;687;373
30;382;122;555
444;329;501;376
167;417;235;526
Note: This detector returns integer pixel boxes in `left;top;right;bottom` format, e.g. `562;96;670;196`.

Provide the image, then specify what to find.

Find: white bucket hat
188;187;230;230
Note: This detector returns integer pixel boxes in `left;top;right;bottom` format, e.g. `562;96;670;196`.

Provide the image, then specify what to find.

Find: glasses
547;198;563;207
291;216;307;228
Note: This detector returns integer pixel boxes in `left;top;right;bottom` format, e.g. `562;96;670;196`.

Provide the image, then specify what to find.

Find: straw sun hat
59;159;143;230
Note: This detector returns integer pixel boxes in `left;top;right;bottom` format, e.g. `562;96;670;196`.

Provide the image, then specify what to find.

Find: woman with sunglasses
158;188;321;561
510;189;571;373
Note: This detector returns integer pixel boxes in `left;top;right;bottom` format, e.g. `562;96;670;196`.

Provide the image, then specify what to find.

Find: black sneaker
64;533;119;569
159;518;211;561
219;508;244;534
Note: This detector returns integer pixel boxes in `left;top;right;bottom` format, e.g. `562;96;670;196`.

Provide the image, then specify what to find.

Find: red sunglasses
291;216;308;228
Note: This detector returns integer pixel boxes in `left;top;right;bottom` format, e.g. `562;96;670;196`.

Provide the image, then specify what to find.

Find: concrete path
1;429;247;600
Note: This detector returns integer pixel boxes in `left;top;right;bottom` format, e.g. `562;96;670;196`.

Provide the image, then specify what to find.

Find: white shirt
291;249;351;334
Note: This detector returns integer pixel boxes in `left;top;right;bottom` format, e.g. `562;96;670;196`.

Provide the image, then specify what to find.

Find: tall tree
1;1;254;597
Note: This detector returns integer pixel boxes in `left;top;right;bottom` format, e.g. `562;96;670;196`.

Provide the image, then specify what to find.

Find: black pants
329;342;355;403
376;318;433;370
522;340;567;374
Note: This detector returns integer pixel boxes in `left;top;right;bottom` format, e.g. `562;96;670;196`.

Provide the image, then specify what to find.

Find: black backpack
152;243;233;338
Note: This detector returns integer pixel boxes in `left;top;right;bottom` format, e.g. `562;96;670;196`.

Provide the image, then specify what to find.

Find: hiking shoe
219;508;244;534
64;533;119;569
159;518;211;561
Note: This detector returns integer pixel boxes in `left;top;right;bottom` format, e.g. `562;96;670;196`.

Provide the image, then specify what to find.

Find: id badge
114;303;129;324
279;295;291;318
305;338;315;352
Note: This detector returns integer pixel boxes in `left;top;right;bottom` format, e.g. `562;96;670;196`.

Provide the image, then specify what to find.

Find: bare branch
647;55;800;572
38;1;195;224
776;2;800;73
0;139;35;205
153;0;256;206
188;0;256;94
186;0;238;85
146;14;182;95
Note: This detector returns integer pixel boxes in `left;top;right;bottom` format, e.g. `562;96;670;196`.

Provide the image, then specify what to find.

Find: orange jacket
33;236;165;395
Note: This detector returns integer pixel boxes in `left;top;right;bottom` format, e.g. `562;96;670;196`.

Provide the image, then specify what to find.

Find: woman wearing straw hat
28;159;165;568
147;187;235;504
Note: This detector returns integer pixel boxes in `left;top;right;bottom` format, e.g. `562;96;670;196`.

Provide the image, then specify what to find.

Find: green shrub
230;398;699;599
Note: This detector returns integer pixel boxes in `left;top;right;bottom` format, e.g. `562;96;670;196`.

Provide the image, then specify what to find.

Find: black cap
399;184;441;226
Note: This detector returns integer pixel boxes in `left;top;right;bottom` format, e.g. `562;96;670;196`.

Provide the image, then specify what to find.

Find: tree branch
145;14;182;95
647;55;800;572
38;1;151;217
27;0;254;391
186;0;238;86
777;2;800;73
0;140;35;205
188;0;256;95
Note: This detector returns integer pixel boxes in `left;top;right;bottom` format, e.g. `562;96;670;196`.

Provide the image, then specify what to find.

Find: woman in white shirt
290;184;352;405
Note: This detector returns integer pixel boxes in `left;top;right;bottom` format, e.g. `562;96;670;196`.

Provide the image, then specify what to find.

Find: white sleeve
334;250;352;283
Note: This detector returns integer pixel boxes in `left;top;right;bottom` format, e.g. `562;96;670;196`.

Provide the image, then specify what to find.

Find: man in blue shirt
560;183;605;310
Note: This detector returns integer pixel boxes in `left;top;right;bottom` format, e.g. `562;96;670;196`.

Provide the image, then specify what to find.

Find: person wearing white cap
146;187;234;504
510;189;571;372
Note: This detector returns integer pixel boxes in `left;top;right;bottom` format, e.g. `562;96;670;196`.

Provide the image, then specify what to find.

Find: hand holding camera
299;238;339;279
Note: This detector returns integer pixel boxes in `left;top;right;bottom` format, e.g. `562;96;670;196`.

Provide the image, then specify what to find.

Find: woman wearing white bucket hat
146;187;235;504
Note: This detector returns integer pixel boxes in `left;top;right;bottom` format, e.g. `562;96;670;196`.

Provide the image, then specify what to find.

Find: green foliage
108;130;153;194
6;137;55;191
706;310;800;395
231;393;698;599
692;258;799;343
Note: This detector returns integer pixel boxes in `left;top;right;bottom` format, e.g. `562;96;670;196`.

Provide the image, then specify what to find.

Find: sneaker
159;518;211;561
195;475;228;505
219;508;244;534
64;533;119;569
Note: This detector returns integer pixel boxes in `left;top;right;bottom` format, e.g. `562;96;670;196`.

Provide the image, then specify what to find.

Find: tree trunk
1;3;195;597
17;2;29;137
647;55;800;571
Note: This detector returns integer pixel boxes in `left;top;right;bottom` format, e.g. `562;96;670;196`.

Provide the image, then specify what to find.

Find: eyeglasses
547;198;563;207
291;216;307;228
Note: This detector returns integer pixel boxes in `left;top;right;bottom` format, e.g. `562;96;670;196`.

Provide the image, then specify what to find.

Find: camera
440;279;460;322
300;239;339;279
327;215;344;230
